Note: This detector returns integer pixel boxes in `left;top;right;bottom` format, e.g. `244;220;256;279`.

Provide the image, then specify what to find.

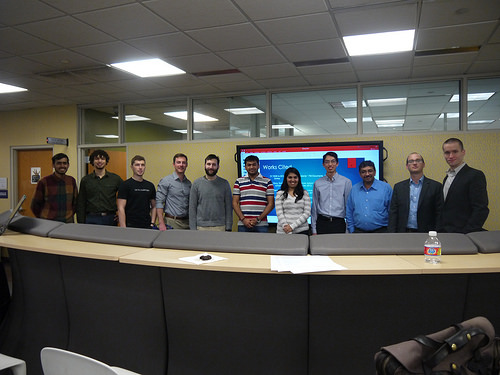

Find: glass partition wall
80;77;499;144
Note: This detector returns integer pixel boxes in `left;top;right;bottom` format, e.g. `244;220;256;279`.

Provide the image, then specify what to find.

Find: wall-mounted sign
46;137;69;146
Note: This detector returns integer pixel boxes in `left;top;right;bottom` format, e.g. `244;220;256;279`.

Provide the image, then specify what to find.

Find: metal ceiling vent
36;65;115;83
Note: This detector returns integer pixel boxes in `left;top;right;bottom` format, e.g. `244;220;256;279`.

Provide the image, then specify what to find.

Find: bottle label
424;246;441;256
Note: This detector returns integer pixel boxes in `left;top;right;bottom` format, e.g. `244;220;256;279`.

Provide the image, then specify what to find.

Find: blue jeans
85;214;117;226
238;225;268;233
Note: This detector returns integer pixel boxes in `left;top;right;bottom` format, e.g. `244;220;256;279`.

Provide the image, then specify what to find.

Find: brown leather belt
165;213;188;220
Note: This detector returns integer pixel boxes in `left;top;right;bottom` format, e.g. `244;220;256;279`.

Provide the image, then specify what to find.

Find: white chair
0;353;26;375
40;347;141;375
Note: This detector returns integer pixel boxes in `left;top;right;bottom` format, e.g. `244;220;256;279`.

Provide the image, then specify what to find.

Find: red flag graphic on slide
347;158;357;168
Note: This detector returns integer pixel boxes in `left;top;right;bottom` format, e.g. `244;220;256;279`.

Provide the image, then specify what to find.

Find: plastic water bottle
424;231;441;263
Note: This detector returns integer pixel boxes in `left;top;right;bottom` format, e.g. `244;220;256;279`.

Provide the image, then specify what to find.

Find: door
17;148;53;217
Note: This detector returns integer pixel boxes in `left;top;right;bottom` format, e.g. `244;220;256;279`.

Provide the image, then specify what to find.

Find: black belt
88;211;115;216
318;214;343;222
165;213;188;220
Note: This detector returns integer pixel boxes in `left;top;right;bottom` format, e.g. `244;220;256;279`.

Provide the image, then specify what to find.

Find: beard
205;167;218;177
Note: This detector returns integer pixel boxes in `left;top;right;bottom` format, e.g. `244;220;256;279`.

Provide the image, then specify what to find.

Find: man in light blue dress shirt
346;160;392;233
311;152;352;234
156;153;192;230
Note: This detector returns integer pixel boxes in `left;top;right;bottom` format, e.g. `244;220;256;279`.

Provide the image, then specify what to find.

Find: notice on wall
0;177;7;198
31;167;41;184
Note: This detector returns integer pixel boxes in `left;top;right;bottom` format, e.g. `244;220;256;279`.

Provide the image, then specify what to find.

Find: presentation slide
237;143;383;223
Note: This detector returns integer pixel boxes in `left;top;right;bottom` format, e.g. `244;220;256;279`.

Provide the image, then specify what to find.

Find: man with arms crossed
388;153;442;233
31;153;78;223
439;138;489;233
311;152;352;234
117;155;156;228
346;160;392;233
77;149;123;225
156;153;191;230
233;155;274;232
189;154;233;231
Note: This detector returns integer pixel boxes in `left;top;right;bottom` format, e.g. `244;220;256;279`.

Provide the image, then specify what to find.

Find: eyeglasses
323;159;337;164
407;159;423;164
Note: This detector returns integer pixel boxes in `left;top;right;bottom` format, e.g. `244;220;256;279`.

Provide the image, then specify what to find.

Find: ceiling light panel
109;58;185;78
344;30;415;56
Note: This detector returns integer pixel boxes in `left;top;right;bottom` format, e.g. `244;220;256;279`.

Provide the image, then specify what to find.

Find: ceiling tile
278;39;346;62
411;63;470;78
17;17;115;48
0;29;59;55
167;53;234;73
0;0;63;25
143;0;247;29
420;0;500;28
218;46;286;67
24;50;100;71
357;66;411;81
234;0;327;20
256;13;338;44
187;23;269;51
127;33;208;58
72;42;151;65
351;52;413;70
43;0;135;14
240;63;299;80
334;2;417;36
417;22;498;50
75;4;176;39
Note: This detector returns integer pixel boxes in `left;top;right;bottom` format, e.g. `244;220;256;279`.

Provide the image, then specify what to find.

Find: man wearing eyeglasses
439;138;489;233
388;153;443;233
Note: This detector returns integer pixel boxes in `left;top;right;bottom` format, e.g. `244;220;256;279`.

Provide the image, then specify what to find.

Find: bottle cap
429;231;437;236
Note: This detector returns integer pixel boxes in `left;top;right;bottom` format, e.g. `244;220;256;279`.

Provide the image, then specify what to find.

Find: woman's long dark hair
280;167;304;202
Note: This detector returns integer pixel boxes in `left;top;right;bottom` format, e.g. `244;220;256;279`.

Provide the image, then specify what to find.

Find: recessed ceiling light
439;112;472;119
344;29;415;56
341;100;367;108
375;119;404;127
468;120;494;124
164;111;218;122
95;134;119;138
109;58;185;77
224;107;264;115
173;129;202;134
449;92;495;102
344;117;373;123
367;98;407;107
112;115;151;121
0;83;28;94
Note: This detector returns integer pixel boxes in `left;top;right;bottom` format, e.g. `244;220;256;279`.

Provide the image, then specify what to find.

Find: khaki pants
166;217;189;230
196;225;226;231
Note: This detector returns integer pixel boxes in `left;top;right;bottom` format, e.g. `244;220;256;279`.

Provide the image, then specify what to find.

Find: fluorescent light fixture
272;124;294;129
375;119;404;127
344;29;415;56
224;107;264;115
0;83;28;93
341;100;367;108
109;58;185;77
367;98;407;107
112;115;151;121
439;112;472;119
344;117;373;123
468;120;494;124
173;129;202;134
449;92;495;102
95;134;119;139
164;111;218;122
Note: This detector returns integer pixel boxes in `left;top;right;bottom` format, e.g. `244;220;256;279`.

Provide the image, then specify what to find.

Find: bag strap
423;326;490;372
414;335;442;349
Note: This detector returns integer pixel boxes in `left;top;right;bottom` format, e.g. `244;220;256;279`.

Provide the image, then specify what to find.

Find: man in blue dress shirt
311;152;352;234
346;160;392;233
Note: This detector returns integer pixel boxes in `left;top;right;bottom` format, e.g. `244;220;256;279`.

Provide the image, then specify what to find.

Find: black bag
375;316;500;375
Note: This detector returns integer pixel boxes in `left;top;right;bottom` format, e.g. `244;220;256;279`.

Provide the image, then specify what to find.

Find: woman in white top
275;167;311;235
